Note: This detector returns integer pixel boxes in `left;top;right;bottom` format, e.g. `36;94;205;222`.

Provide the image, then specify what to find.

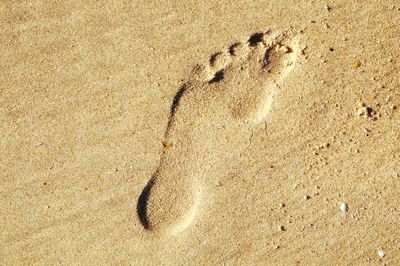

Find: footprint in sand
137;29;299;233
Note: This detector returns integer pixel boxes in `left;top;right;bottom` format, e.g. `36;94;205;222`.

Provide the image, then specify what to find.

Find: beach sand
1;1;399;264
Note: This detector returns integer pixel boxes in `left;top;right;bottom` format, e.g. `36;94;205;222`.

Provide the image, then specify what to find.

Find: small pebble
352;60;362;68
304;195;311;200
357;106;375;118
161;140;173;148
378;250;385;258
324;5;332;11
340;202;348;212
279;225;286;231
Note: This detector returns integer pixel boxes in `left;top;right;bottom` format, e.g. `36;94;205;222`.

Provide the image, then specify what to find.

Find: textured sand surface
1;1;400;265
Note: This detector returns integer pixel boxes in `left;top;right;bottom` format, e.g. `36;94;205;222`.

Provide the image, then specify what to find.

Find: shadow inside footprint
248;32;264;46
170;84;188;119
137;83;191;231
137;178;154;229
208;70;225;84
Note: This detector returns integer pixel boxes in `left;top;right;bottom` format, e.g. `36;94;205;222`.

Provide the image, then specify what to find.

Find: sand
1;1;399;265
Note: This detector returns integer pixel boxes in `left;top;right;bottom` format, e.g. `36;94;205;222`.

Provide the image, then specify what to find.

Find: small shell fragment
378;250;385;258
339;202;348;212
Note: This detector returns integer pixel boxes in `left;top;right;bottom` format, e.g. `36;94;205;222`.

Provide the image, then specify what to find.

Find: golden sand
1;1;399;264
